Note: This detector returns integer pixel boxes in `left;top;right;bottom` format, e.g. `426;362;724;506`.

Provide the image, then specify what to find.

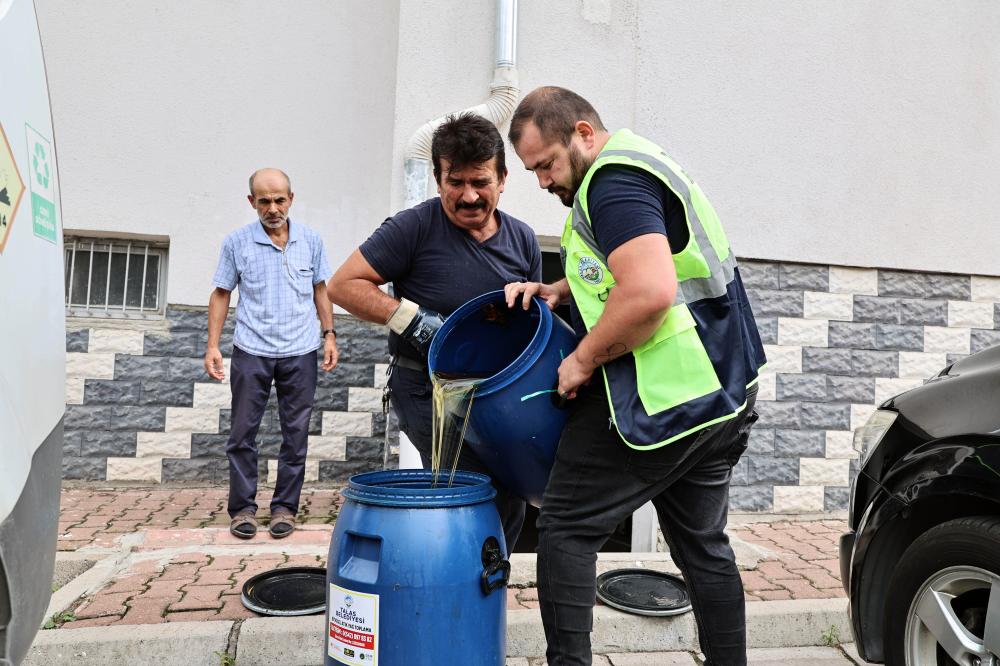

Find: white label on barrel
328;583;379;665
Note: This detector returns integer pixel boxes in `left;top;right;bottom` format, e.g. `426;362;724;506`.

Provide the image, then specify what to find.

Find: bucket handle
480;536;511;595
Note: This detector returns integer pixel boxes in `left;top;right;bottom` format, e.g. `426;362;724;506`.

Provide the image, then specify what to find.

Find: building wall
60;263;1000;513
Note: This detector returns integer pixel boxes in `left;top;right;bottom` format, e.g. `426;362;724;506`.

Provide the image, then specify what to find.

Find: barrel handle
480;536;511;595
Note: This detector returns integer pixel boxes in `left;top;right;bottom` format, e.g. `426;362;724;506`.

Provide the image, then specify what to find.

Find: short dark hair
431;113;506;183
508;86;606;147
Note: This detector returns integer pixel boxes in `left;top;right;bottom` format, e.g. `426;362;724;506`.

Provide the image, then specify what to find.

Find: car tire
883;516;1000;666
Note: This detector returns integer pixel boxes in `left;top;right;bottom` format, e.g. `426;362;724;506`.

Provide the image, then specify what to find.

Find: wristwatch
321;328;336;339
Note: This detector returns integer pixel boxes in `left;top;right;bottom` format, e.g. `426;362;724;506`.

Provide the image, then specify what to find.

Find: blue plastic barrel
325;470;510;666
428;290;578;506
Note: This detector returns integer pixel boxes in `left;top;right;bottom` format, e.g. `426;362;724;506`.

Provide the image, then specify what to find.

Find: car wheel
884;516;1000;666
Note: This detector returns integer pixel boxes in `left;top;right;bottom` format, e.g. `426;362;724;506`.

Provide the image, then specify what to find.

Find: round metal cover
596;568;692;617
240;566;327;616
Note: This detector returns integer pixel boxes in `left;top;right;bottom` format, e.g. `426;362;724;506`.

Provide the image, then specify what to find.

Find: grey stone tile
995;303;1000;330
754;401;800;429
336;335;391;364
66;328;90;353
748;456;799;484
309;410;323;435
755;317;778;345
80;430;137;457
314;386;348;411
802;348;853;375
801;402;851;429
853;296;900;324
62;430;82;457
144;330;202;357
730;458;748;485
219;409;231;435
115;355;171;381
875;324;923;351
738;261;779;290
62;456;106;481
828;322;876;349
83;379;141;405
191;433;229;458
851;350;898;377
162;457;222;483
827;376;876;403
346;436;384;461
879;270;970;300
328;362;376;387
64;405;112;430
109;406;166;431
746;289;804;318
825;487;850;511
139;381;194;407
729;485;773;512
168;357;211;382
779;263;829;291
747;428;774;455
971;329;1000;354
773;429;826;457
926;274;971;300
899;299;947;326
259;434;284;457
776;373;827;402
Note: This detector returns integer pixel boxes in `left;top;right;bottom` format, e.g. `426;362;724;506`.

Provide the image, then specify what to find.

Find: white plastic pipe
398;0;520;470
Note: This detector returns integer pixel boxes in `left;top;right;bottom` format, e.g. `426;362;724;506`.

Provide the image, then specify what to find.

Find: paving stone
776;374;827;402
826;376;875;403
66;328;90;353
853;295;900;324
774;430;826;457
875;324;923;351
802;348;852;375
738;260;779;289
756;317;778;345
140;381;194;407
825;487;851;511
748;457;799;484
851;350;898;377
827;322;875;349
971;328;1000;354
779;264;829;291
84;379;142;405
747;289;804;318
729;485;773;512
899;298;947;326
80;430;138;457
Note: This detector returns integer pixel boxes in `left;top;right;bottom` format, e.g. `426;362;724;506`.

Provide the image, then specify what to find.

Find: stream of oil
430;372;487;488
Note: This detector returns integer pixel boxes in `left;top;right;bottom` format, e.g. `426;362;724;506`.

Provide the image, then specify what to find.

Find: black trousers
226;346;317;518
538;383;758;666
388;366;526;553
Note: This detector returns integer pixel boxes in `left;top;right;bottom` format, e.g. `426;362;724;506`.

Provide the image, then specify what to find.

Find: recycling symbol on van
32;142;49;188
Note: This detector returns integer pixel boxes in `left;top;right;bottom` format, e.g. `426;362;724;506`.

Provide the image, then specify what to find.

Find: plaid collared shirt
212;219;332;358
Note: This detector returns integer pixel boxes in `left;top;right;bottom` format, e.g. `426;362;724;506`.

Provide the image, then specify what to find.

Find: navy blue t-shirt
569;165;688;337
361;198;542;362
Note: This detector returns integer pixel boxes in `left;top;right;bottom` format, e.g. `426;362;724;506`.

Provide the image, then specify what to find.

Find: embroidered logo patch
577;256;604;285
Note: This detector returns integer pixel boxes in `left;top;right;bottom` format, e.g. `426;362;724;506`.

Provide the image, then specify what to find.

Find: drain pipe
402;0;519;209
397;0;519;469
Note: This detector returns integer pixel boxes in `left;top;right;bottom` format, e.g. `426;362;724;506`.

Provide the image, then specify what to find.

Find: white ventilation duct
402;0;519;208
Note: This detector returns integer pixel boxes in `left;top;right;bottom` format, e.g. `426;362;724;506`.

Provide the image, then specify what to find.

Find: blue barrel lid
343;469;497;508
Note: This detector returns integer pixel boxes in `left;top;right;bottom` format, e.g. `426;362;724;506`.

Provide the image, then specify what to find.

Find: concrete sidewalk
31;484;868;664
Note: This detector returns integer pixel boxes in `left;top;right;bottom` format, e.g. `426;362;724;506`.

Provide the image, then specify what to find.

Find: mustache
456;199;487;210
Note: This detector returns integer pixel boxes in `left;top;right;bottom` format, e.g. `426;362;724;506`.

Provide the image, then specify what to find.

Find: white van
0;0;65;662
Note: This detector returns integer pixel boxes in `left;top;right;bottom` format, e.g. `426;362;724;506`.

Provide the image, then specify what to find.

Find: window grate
64;235;168;318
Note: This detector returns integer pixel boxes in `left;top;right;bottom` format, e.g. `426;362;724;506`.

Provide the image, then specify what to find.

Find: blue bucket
427;289;578;506
325;470;509;666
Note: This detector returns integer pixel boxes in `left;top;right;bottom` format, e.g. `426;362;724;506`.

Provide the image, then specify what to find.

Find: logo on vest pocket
578;256;604;285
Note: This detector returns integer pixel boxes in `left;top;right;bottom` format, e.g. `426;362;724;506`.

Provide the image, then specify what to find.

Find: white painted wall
35;0;1000;310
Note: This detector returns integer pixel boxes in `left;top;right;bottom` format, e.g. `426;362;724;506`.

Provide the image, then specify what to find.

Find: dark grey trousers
226;346;317;518
538;384;758;666
388;365;527;553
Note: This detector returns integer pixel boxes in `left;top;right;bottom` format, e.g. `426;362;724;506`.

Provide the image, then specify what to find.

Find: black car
841;344;1000;665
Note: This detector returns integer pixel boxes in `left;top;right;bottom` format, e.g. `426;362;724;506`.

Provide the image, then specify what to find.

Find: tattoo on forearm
593;342;628;366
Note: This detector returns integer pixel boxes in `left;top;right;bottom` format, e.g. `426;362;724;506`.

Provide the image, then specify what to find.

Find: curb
25;598;849;665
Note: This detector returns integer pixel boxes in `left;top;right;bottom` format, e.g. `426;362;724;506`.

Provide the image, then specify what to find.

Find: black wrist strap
321;328;336;339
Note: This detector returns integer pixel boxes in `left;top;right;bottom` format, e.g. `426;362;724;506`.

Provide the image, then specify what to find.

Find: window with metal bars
64;235;168;318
